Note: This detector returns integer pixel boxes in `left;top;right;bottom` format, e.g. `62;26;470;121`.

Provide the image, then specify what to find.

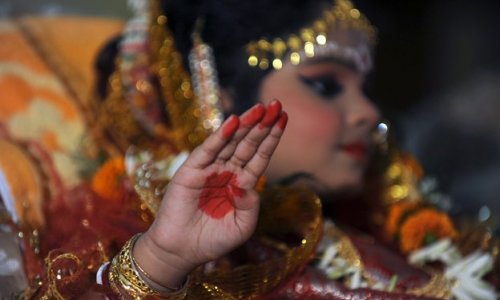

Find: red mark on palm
198;171;245;219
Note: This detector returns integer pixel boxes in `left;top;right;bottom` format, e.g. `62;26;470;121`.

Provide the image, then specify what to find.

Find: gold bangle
109;233;189;299
110;234;162;297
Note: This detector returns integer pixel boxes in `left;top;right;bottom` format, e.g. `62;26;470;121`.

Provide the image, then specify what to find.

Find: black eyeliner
298;74;343;99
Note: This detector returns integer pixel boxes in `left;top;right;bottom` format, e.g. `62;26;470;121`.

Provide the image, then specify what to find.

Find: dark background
2;0;500;227
357;0;500;229
357;0;500;113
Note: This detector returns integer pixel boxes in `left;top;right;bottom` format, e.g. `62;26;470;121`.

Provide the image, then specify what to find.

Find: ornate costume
0;0;498;299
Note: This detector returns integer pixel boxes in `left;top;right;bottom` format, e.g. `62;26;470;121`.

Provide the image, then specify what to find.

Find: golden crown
245;0;376;70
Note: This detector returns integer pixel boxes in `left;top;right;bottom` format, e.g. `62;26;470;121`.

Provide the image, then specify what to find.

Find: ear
219;88;235;114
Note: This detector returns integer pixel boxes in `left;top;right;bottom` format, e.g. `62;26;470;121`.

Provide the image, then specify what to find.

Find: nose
345;89;380;130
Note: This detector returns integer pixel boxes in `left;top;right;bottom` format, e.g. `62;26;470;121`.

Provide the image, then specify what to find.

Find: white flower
409;238;458;265
409;239;498;300
316;220;377;290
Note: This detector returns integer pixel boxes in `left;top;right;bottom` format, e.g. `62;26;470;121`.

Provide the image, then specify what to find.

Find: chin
316;172;366;197
291;178;362;201
271;168;365;196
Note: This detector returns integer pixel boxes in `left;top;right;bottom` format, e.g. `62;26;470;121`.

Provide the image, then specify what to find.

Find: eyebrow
302;56;358;71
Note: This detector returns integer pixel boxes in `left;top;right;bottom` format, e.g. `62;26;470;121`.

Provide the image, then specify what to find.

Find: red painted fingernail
241;103;265;127
260;99;282;128
277;111;288;130
222;115;239;138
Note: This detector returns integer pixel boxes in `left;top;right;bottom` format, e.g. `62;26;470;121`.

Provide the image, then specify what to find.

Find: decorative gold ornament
97;0;211;154
382;152;424;205
108;234;192;298
188;20;224;132
406;273;453;299
109;235;160;297
150;0;209;151
245;0;376;70
40;252;83;300
200;186;323;298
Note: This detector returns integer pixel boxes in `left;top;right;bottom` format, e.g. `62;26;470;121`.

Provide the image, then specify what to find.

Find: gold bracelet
109;233;189;299
110;234;162;297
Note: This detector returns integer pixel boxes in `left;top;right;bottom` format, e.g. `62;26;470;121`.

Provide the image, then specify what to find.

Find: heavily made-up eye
299;74;343;99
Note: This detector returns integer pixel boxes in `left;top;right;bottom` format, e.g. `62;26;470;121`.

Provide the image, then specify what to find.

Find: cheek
287;103;342;143
259;71;342;143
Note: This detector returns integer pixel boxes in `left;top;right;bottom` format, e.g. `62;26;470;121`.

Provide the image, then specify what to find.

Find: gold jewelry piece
109;234;162;297
109;233;189;299
188;19;224;132
245;0;376;70
150;1;209;150
40;252;82;300
407;273;453;299
98;0;210;153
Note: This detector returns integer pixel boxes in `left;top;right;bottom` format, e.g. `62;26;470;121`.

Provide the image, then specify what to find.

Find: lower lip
341;145;368;162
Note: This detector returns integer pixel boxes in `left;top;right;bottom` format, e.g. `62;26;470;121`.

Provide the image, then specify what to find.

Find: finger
259;99;282;128
216;103;266;162
241;103;266;128
245;111;288;177
185;115;239;169
229;100;282;167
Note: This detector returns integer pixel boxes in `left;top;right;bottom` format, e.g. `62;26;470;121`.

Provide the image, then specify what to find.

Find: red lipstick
341;141;369;162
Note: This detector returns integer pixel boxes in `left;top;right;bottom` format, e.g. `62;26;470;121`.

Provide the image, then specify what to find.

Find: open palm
148;100;287;268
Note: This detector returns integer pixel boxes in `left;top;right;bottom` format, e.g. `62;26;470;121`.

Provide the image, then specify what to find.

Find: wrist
133;230;195;288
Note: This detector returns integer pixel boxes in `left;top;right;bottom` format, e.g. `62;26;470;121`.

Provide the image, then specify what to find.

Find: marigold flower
399;208;457;254
91;157;126;201
385;200;418;240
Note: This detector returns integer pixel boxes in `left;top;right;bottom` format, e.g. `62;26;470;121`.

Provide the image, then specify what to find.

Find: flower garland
382;152;458;254
385;201;457;254
410;239;497;299
316;151;498;299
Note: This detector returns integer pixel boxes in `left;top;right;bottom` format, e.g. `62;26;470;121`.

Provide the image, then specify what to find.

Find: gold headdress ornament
97;0;215;153
246;0;376;71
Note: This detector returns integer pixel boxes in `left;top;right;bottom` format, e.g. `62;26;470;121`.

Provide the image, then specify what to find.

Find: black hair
95;35;121;100
96;0;331;114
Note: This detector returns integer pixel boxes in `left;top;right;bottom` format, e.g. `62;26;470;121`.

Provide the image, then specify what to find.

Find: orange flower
385;200;418;240
399;208;457;254
91;157;126;201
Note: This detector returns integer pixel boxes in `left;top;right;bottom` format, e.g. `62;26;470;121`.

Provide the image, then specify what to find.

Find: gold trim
245;0;376;70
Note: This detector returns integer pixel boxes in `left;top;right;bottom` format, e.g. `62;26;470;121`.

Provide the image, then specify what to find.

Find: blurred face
258;56;380;195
